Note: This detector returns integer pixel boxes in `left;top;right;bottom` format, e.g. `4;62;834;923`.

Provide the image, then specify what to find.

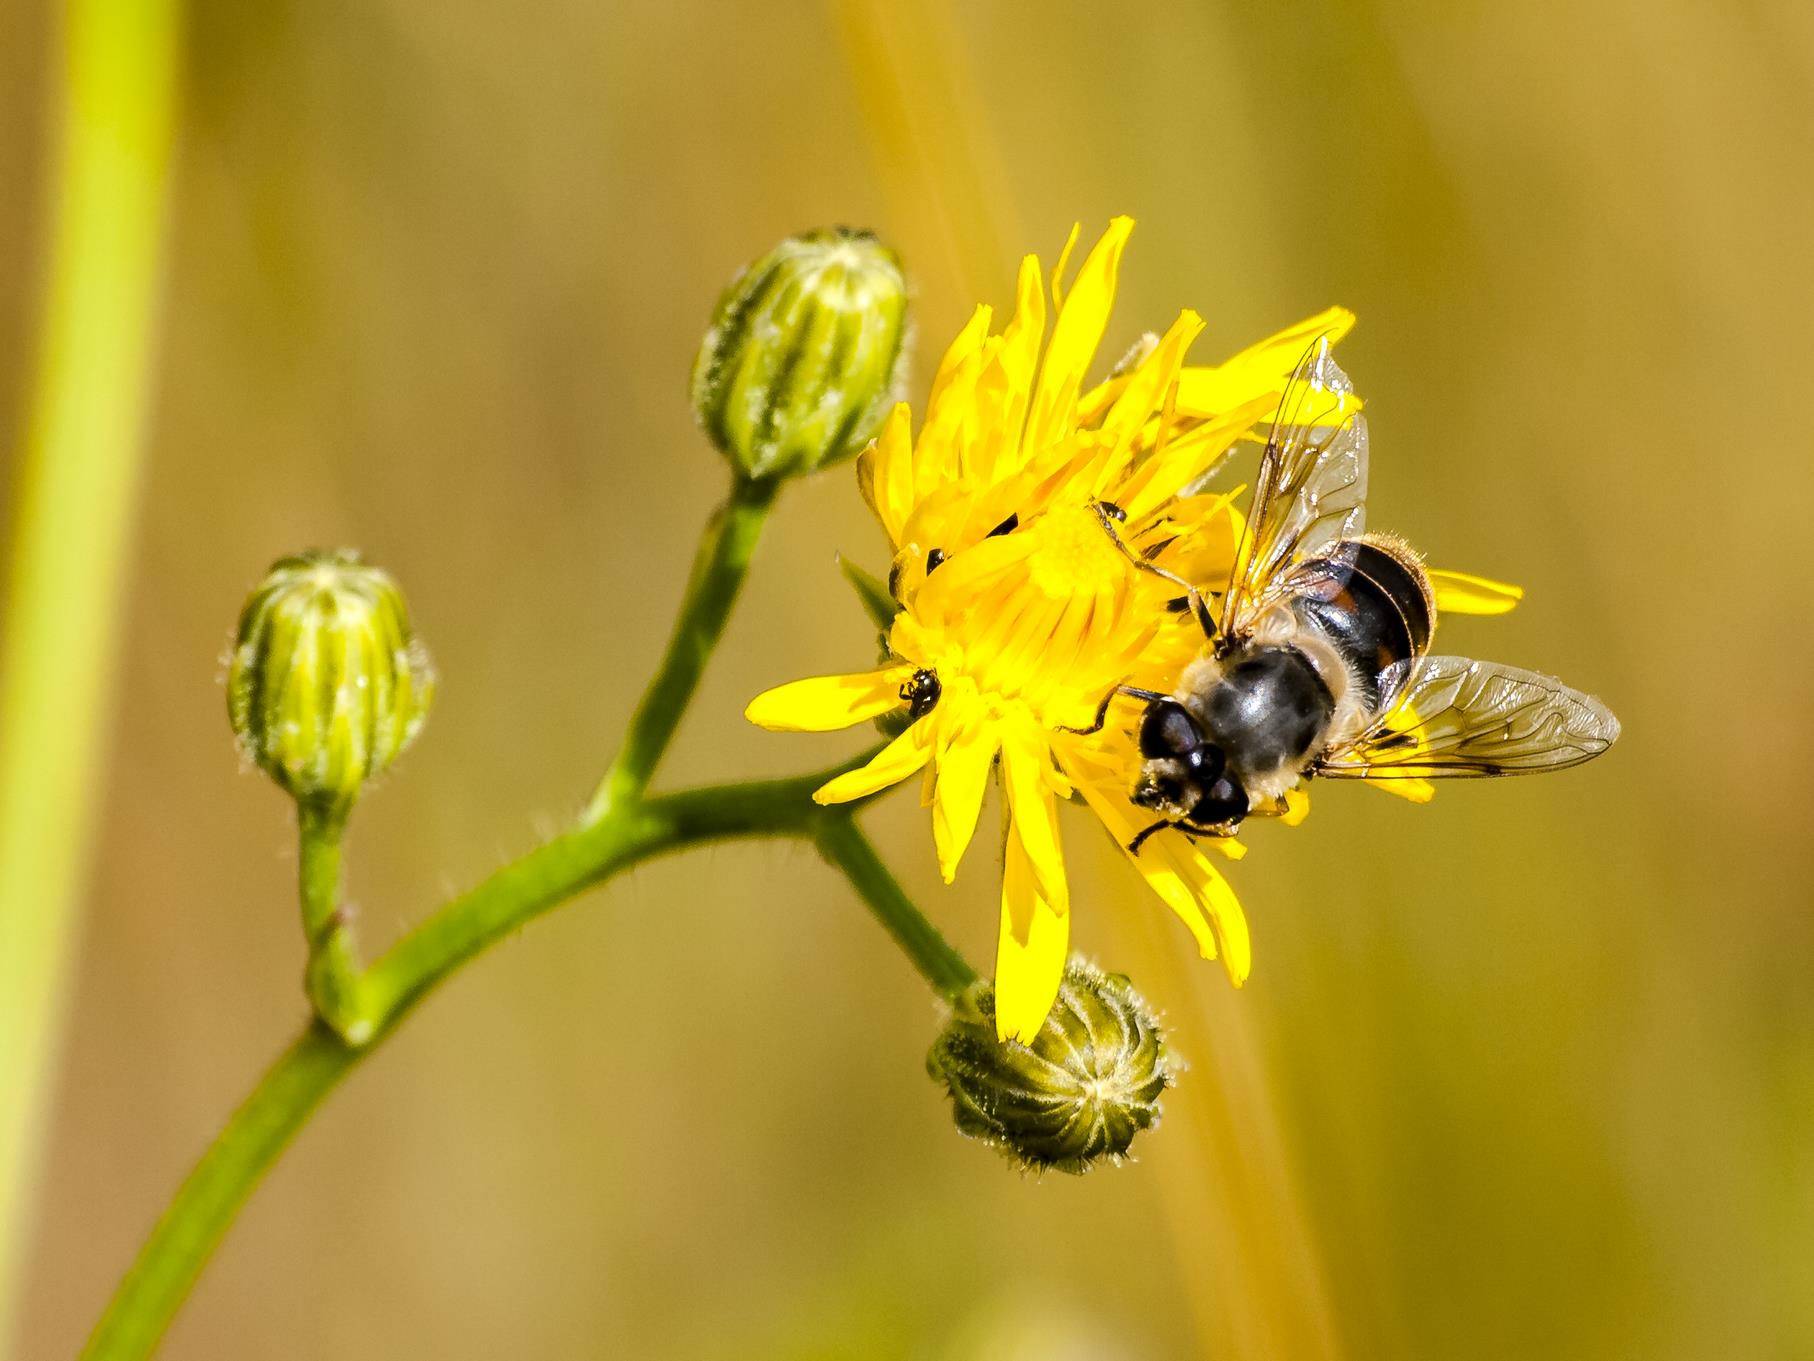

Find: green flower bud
927;959;1173;1174
227;550;434;813
691;227;909;481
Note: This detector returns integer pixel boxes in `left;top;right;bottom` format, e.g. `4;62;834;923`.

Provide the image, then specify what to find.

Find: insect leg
1126;819;1172;856
1059;684;1166;736
1090;501;1219;642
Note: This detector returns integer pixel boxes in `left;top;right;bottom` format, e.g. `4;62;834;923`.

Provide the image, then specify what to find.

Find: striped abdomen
1291;538;1434;712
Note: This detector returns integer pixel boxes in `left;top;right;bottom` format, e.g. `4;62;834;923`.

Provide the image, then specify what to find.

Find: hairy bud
227;550;434;813
927;959;1172;1173
691;227;908;481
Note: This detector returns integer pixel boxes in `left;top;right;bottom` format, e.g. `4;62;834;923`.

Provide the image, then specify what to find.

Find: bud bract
227;550;434;813
927;959;1172;1173
691;227;909;481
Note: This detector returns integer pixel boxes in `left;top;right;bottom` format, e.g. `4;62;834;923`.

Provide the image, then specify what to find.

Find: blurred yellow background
5;0;1813;1357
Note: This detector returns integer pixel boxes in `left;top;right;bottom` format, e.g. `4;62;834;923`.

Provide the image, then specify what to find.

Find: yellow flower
749;218;1355;1041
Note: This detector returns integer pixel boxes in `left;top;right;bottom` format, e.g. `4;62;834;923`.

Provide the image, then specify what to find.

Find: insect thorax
1176;642;1337;800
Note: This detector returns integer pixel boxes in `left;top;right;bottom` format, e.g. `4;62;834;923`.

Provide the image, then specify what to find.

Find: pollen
1025;505;1128;600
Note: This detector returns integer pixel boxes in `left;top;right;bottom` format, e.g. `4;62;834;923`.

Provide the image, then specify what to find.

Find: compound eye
1139;700;1200;759
1187;773;1249;828
1184;744;1226;781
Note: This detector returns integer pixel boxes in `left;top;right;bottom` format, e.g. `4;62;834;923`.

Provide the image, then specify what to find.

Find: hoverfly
1083;338;1620;853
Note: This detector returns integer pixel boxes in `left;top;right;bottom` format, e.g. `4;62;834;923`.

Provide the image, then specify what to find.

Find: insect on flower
748;218;1368;1039
1082;338;1622;852
745;216;1605;1042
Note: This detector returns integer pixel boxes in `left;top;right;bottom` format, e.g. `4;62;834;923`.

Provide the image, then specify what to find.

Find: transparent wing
1315;656;1621;779
1221;336;1368;641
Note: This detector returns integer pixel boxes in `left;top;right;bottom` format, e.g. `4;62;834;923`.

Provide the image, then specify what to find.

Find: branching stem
79;761;935;1361
79;473;964;1361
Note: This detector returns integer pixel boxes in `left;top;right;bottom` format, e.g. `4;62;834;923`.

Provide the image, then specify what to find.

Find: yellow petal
856;403;916;547
988;254;1046;470
926;303;992;414
812;719;933;804
1360;776;1436;803
1072;774;1248;983
1126;836;1222;962
1100;308;1205;446
1197;834;1247;861
1429;568;1524;616
1168;842;1251;984
1280;785;1311;826
746;664;917;732
1119;397;1274;521
909;530;1037;629
1001;725;1069;915
1024;216;1135;455
1173;305;1357;418
931;709;999;882
1123;822;1251;984
917;353;986;500
994;830;1069;1043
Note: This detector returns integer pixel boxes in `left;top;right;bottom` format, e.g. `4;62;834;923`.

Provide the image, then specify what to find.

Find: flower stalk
295;805;372;1045
585;473;779;819
814;815;976;999
81;442;963;1359
77;757;911;1361
73;216;1178;1359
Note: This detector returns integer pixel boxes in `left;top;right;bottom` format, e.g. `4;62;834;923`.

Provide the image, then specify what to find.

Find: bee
1082;338;1620;853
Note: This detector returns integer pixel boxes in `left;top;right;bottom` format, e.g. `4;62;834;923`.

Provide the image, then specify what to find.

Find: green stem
295;805;370;1043
362;767;841;1029
815;816;977;999
0;0;182;1345
81;762;969;1361
79;452;967;1359
584;474;780;820
295;804;346;945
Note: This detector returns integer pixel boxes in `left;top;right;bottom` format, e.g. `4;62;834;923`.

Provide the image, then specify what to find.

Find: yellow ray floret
744;664;917;732
1429;568;1525;616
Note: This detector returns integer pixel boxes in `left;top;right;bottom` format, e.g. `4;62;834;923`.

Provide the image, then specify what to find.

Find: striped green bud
927;959;1172;1173
691;227;909;481
227;550;434;814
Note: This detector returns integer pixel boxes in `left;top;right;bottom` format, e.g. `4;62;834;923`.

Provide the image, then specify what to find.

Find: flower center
1025;504;1129;600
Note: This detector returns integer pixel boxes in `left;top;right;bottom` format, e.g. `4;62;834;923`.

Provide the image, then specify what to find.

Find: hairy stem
295;806;370;1044
79;444;964;1360
585;474;780;819
295;805;345;945
80;760;969;1361
362;767;842;1029
0;0;182;1345
815;816;977;999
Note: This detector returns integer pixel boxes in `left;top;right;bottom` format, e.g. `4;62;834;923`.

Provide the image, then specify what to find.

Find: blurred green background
5;1;1812;1356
